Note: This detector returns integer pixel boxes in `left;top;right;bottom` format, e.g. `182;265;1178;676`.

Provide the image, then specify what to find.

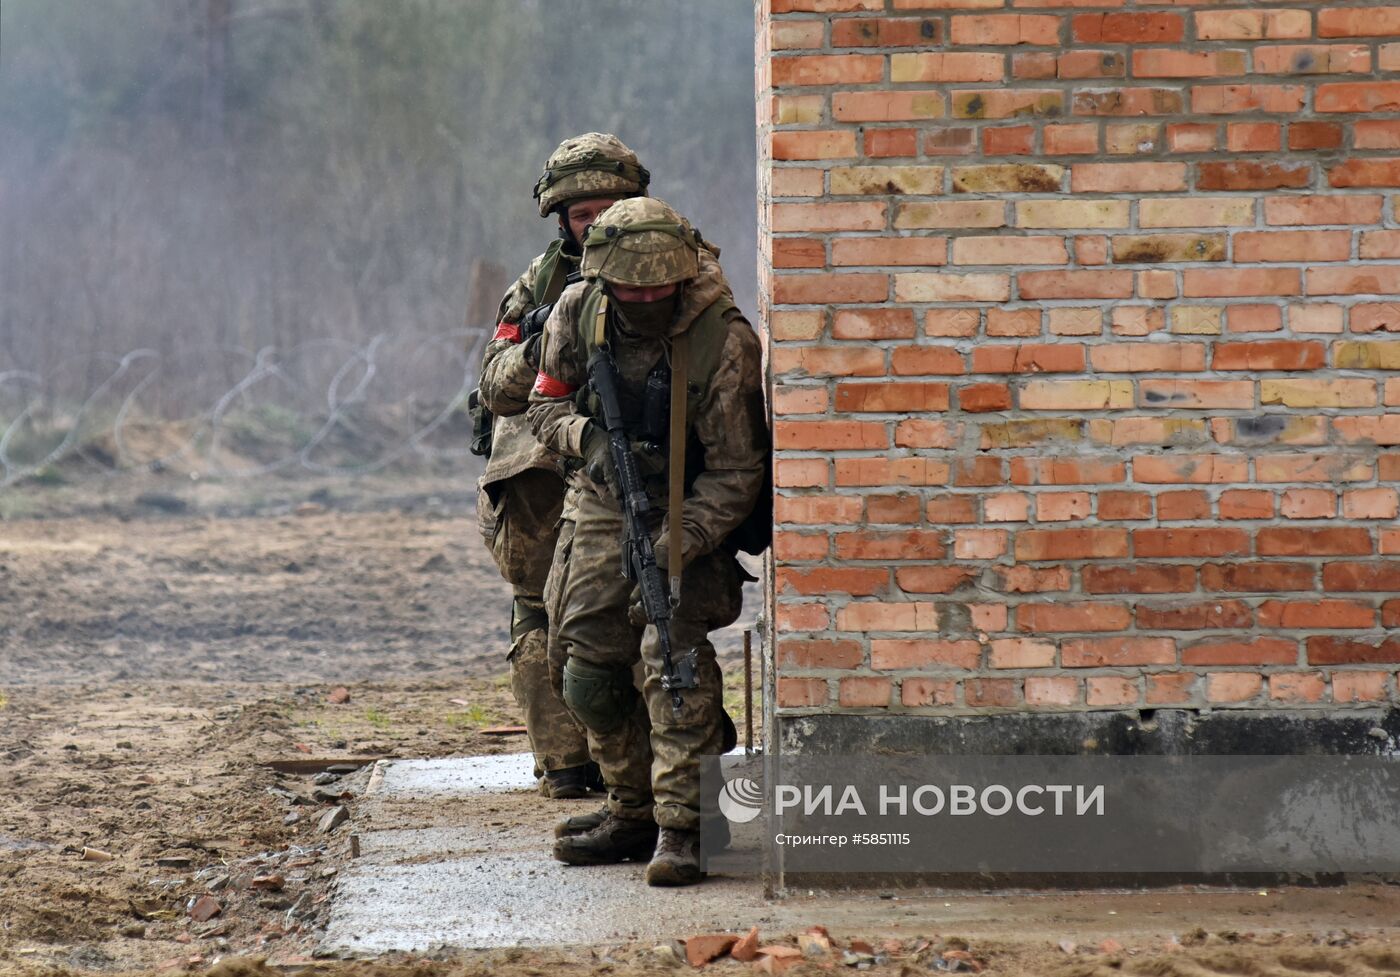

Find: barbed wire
0;327;491;488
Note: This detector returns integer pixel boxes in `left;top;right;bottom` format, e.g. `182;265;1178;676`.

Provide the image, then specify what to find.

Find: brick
771;168;826;199
1015;528;1129;560
902;677;957;707
775;419;887;450
839;676;893;708
835;382;950;413
1193;85;1307;115
1220;489;1274;520
960;382;1014;412
1182;268;1301;298
777;677;828;708
1343;488;1400;520
872;639;980;670
775;273;888;305
952;91;1065;121
950;14;1061;45
1112;307;1166;336
1256;44;1371;75
1140;197;1254;228
836;600;939;631
835;457;951;487
1010;457;1125;485
1058;50;1126;80
1134;49;1247;78
777;602;830;632
980;418;1085;449
832;237;947;267
774;386;829;415
1333;672;1390;703
1356;121;1400;150
1289;122;1344;151
1012;51;1056;79
1147;673;1198;705
1202;562;1315;593
1097;490;1155;521
896;200;1005;229
774;95;825;125
1037;492;1092;522
865;128;918;158
772;131;859;161
1260;599;1376;630
1072;88;1184;116
995;565;1073;593
1324;561;1400;592
953;236;1068;265
923;127;979;156
1327;158;1400;189
778;567;890;598
830;166;944;196
983;492;1031;522
1196;9;1311;40
1072;162;1187;193
895;565;980;592
926;309;983;337
770;311;825;342
774;531;830;562
1336;342;1400;370
1257;454;1372;483
1025;677;1079;707
1156;490;1210;521
1134;528;1249;557
1112;234;1224;264
1360;233;1400;260
1265;195;1383;226
1197;161;1311;191
1185;638;1297;666
1021;379;1133;410
1083;564;1194;594
1206;673;1264;703
954;528;1007;558
773;202;885;232
773;54;883;87
1271;672;1326;704
832;309;915;341
772;347;885;378
973;343;1084;373
895;418;960;448
1044;124;1100;155
1073;12;1184;43
866;493;922;524
1169;306;1224;336
1062;637;1176;667
1258;527;1373;556
1049;308;1104;336
1336;415;1400;446
1086;676;1140;707
835;530;946;561
777;639;865;670
1213;340;1326;371
772;0;881;9
1320;8;1400;37
952;163;1064;192
987;308;1041;337
1016;200;1129;229
890;52;1003;82
1280;488;1336;519
776;459;829;489
775;495;865;526
1308;636;1400;665
1227;122;1282;153
1137;600;1252;631
835;16;943;48
896;273;1011;302
772;20;826;50
1020;270;1133;300
1167;123;1218;153
1228;305;1283;334
833;91;947;122
925;494;979;522
1090;342;1206;372
964;678;1020;709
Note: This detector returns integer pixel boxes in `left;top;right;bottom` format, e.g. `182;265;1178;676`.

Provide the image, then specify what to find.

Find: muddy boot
553;803;609;839
552;813;658;865
542;764;595;800
645;828;705;887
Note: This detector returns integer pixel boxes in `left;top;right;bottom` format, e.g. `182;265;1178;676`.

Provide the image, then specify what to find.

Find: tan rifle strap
667;329;689;606
593;294;609;348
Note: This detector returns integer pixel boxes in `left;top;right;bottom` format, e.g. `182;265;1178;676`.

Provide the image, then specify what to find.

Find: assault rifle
587;345;698;713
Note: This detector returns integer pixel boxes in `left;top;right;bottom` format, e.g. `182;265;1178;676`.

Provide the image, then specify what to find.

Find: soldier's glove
627;535;694;628
518;302;553;343
579;422;622;499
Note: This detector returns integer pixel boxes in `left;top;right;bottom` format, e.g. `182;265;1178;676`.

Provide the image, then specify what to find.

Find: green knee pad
562;657;635;734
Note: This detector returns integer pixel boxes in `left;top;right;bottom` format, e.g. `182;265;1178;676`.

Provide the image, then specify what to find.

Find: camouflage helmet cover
580;197;701;288
533;132;649;218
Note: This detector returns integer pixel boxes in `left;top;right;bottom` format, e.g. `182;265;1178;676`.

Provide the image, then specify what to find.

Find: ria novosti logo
717;777;763;824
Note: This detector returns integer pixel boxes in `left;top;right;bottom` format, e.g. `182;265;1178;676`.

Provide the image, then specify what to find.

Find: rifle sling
668;329;688;604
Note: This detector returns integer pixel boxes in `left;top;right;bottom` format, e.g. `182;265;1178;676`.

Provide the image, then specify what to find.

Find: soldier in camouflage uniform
475;133;650;799
527;197;767;886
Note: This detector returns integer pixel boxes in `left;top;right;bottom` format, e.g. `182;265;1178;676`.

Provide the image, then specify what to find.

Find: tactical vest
575;284;772;556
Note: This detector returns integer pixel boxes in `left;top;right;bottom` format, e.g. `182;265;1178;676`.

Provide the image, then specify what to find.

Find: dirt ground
2;475;1399;976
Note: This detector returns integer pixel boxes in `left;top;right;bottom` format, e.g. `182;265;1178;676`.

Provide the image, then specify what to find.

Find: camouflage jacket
526;250;767;562
478;243;578;489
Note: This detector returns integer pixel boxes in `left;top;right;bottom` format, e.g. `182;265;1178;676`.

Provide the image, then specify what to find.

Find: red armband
533;371;577;398
493;320;522;343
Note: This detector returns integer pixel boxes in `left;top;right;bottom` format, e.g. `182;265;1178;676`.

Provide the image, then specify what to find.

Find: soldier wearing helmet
472;133;649;800
527;197;769;886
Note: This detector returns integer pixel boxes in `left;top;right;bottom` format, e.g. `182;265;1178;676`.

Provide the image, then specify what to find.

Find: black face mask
612;292;678;337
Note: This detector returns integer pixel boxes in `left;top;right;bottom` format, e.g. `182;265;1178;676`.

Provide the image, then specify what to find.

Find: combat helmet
580;197;701;287
533;133;649;218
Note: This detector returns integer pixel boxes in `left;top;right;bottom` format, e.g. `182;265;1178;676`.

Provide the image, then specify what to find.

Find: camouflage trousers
480;468;590;773
549;487;742;831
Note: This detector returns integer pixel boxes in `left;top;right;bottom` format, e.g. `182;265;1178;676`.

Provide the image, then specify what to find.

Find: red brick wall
757;0;1400;717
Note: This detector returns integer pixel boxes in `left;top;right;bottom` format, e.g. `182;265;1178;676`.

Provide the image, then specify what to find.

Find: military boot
553;803;609;839
543;762;603;800
645;828;705;887
552;813;658;865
